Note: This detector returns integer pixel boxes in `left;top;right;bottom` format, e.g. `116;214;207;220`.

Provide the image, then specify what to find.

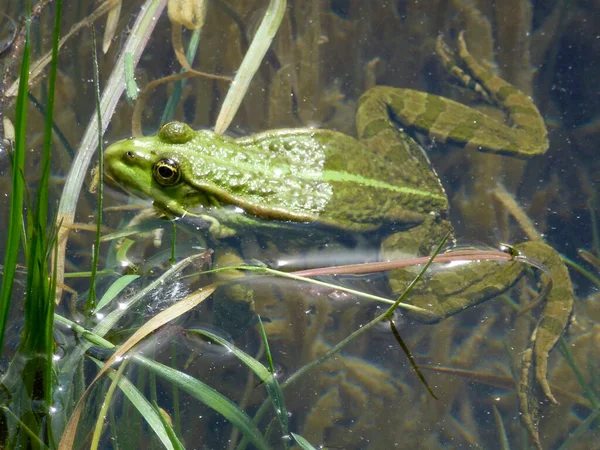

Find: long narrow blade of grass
59;253;205;382
0;2;30;356
87;24;104;312
90;359;127;450
256;316;288;441
192;323;289;442
58;284;216;450
214;0;286;134
37;0;62;409
88;358;176;450
239;234;449;450
291;433;317;450
135;354;270;450
38;0;61;232
556;408;600;450
55;0;167;301
492;405;511;450
388;318;437;399
152;401;184;450
94;274;139;313
557;337;600;410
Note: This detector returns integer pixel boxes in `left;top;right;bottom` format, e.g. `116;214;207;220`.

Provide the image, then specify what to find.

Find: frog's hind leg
515;241;574;403
513;241;574;449
436;32;548;157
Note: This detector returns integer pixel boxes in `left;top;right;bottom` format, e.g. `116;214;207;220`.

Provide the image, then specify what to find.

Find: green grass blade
189;328;271;379
214;0;286;134
557;337;600;409
87;24;104;313
88;358;176;450
388;318;437;399
94;274;140;313
258;316;275;373
256;316;289;442
152;401;185;450
192;324;289;443
239;235;449;450
556;408;600;450
91;359;127;450
39;0;62;233
134;354;270;450
26;92;74;158
41;6;62;413
291;433;317;450
0;4;30;357
492;405;511;450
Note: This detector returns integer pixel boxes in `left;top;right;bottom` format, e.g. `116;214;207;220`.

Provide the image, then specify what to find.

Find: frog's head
105;121;326;224
104;121;221;217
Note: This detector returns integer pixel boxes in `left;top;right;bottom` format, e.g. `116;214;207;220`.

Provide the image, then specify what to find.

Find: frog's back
234;128;449;231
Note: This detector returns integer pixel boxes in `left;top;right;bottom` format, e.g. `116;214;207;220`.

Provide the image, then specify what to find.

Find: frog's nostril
126;151;135;159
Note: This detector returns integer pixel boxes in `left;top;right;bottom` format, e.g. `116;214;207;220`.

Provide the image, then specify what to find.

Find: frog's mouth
103;169;146;202
151;188;223;219
103;168;120;189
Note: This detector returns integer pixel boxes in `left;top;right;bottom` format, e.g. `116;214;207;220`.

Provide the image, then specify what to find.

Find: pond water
0;1;598;449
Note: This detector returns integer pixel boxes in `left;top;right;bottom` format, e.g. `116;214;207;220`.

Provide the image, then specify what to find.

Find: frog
103;33;573;449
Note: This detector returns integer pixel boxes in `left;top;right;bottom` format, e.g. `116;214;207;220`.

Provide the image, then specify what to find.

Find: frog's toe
536;357;558;404
518;349;544;450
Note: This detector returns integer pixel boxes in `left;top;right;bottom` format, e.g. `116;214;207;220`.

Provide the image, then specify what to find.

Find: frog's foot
435;32;548;158
435;34;492;104
198;214;237;239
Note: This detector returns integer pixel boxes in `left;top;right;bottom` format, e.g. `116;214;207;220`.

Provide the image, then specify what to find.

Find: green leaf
95;274;140;313
89;357;176;450
190;326;289;440
135;355;270;450
291;433;318;450
152;401;185;450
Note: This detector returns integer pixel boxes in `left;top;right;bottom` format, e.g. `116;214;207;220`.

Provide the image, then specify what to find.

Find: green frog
103;34;572;449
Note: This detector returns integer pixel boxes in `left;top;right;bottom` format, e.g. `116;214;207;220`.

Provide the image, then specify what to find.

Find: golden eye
152;159;181;186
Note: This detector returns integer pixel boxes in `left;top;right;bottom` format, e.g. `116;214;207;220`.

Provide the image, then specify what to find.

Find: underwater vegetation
0;0;598;449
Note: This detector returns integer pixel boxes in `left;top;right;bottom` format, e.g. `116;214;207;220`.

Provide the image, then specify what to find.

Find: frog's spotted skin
104;34;572;450
104;126;449;232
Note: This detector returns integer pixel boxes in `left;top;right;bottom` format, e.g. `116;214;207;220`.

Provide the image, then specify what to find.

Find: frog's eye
153;159;181;186
158;121;194;144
